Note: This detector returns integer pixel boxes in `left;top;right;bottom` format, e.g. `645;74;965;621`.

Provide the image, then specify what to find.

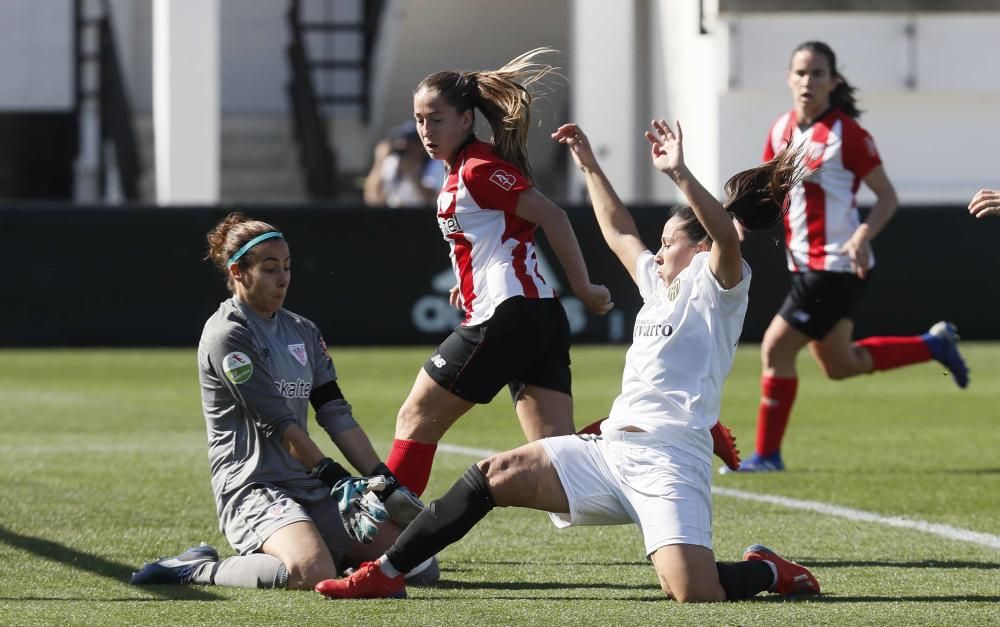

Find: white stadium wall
571;2;1000;205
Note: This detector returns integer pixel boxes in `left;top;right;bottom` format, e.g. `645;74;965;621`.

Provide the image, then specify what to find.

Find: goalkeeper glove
331;477;389;544
367;463;425;527
310;457;351;488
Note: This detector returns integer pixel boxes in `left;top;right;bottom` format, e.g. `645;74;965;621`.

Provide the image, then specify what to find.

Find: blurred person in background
130;212;434;591
383;48;614;498
732;41;969;473
364;121;446;208
315;120;819;602
968;189;1000;218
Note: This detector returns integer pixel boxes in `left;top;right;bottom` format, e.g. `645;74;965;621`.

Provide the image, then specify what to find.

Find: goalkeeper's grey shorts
219;482;351;566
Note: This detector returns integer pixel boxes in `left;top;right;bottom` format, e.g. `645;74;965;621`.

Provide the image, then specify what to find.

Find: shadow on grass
0;524;222;601
418;579;655;592
799;559;1000;570
783;594;1000;603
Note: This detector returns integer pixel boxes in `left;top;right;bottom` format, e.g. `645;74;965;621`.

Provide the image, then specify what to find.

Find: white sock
763;560;779;590
377;555;402;578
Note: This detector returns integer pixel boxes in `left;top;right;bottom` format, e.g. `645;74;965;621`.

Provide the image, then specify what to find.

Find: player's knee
667;582;726;604
281;556;336;590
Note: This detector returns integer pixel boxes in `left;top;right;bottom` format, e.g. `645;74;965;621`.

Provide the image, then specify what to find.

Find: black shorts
777;270;869;340
423;296;572;404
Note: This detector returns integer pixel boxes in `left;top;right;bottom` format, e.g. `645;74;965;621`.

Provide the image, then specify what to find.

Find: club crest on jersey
667;280;681;301
439;214;462;236
288;343;308;366
489;169;516;191
222;351;253;384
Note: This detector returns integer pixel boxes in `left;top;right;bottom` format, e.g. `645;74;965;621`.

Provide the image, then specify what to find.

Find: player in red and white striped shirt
731;41;969;473
384;50;614;496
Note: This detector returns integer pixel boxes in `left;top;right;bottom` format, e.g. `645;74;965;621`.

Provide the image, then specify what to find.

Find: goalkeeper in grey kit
130;212;430;591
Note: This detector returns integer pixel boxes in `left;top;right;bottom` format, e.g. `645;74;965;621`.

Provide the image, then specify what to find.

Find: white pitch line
438;442;1000;550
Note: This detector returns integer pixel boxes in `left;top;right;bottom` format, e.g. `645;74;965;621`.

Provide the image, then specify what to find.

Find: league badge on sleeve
288;343;308;366
222;351;253;384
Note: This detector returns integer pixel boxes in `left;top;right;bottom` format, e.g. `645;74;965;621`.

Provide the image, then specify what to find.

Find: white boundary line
438;442;1000;550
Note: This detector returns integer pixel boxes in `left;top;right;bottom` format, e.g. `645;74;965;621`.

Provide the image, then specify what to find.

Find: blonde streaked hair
415;48;561;182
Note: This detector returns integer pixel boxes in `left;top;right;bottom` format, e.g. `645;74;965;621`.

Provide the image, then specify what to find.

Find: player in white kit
736;41;969;473
315;121;819;602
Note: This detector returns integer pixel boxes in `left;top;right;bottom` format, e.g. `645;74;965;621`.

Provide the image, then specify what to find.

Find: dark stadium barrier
4;204;999;347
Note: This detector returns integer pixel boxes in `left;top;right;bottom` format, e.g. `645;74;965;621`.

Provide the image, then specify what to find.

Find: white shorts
539;430;713;555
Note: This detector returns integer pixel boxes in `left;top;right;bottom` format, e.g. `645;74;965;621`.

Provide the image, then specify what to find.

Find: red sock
576;417;606;435
755;376;798;457
855;336;932;371
386;439;438;497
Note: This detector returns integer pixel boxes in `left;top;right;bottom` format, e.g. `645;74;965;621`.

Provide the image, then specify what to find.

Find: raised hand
551;123;599;172
644;119;685;176
969;188;1000;218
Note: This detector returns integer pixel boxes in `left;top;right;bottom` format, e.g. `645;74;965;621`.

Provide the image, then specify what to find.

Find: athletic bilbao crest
489;169;516;191
288;343;307;366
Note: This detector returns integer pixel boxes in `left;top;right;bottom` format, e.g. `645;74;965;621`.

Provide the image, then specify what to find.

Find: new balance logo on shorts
431;354;447;368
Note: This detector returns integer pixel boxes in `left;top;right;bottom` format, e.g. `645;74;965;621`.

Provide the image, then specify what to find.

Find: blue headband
227;231;284;266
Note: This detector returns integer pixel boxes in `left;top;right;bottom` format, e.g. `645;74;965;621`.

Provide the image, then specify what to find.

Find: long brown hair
415;48;560;182
205;212;281;292
723;144;807;231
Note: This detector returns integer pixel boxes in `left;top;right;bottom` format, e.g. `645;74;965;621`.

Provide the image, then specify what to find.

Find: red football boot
743;545;820;596
711;421;741;471
315;561;406;599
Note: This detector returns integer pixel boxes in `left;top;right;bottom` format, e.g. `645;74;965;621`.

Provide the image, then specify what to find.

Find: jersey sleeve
303;319;336;389
693;252;752;315
841;123;882;180
462;158;532;214
635;250;660;301
202;325;296;439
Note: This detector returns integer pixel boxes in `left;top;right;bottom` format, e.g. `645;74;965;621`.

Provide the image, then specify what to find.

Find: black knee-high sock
716;561;774;600
385;464;495;573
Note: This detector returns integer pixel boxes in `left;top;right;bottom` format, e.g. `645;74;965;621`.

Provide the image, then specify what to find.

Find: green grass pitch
1;344;998;625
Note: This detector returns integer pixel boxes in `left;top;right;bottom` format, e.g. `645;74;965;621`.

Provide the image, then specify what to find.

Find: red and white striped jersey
764;108;882;273
436;140;555;325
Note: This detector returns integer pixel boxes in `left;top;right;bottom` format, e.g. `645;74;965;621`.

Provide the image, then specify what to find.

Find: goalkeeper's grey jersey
197;297;335;508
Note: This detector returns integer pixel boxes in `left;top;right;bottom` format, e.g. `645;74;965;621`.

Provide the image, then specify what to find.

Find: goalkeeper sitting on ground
129;212;432;591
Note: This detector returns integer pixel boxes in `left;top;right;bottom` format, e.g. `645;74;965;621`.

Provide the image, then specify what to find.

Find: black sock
385;464;495;573
716;561;774;600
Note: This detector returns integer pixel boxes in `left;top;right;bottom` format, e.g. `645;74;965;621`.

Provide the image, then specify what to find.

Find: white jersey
436;140;556;326
603;251;751;459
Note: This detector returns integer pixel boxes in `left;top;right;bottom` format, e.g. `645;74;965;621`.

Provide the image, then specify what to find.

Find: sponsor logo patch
439;214;462;237
489;169;516;191
222;351;253;384
431;354;447;368
276;378;312;399
288;343;307;366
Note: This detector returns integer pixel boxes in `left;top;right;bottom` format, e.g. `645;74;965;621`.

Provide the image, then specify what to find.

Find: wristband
310;457;350;487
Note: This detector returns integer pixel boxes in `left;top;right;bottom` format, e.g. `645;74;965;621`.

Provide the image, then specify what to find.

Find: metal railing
76;0;142;201
286;0;338;199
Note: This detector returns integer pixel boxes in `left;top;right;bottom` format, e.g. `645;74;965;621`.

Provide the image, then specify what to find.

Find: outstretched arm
645;119;743;288
552;123;648;285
